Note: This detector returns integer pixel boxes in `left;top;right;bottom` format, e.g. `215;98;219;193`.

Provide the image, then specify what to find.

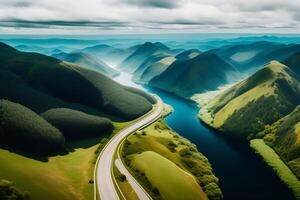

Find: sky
0;0;300;34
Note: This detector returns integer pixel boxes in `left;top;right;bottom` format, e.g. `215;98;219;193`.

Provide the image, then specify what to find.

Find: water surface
115;72;294;200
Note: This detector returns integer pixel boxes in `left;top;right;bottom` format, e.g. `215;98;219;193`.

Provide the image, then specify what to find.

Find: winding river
114;73;294;200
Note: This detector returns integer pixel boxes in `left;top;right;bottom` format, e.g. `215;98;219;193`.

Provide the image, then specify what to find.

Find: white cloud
0;0;299;34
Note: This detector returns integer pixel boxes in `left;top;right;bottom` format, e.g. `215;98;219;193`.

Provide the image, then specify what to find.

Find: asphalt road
94;95;163;200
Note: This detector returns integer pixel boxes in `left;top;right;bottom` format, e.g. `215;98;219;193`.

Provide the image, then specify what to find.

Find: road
94;95;163;200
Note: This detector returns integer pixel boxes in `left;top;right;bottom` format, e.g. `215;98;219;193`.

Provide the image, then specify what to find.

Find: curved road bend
95;95;163;200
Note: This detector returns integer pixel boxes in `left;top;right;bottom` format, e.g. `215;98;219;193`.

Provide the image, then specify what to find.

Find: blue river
115;73;294;200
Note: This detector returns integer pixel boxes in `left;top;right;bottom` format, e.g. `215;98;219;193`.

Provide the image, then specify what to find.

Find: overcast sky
0;0;299;34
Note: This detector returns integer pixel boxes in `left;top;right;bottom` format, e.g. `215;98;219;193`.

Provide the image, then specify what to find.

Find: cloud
123;0;182;9
0;0;299;34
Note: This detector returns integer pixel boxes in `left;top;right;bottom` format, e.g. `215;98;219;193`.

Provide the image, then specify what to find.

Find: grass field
120;111;223;200
132;151;207;200
0;120;133;200
0;140;97;200
250;139;300;199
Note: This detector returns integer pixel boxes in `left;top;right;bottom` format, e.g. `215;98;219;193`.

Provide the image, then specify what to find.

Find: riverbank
192;89;299;200
120;104;223;200
250;139;300;199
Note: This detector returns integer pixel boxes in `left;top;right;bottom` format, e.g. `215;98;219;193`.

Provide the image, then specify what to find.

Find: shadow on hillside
65;135;107;152
0;143;70;162
0;135;109;162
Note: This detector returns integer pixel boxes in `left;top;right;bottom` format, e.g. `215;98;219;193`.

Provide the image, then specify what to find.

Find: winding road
94;95;163;200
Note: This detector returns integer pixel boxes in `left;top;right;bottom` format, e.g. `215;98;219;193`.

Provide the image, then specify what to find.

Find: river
114;72;294;200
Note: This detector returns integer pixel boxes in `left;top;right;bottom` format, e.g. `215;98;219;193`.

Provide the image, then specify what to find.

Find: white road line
94;95;163;200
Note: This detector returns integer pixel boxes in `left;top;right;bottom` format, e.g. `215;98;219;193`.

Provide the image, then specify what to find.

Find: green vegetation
132;151;207;200
0;140;98;200
195;61;300;199
149;52;241;97
42;108;113;140
0;42;154;121
0;99;65;153
0;179;31;200
121;118;223;200
283;51;300;76
250;139;300;199
198;61;300;139
259;106;300;179
118;42;177;73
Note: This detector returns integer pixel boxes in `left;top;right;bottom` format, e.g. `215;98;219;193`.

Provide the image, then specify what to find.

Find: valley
1;35;300;200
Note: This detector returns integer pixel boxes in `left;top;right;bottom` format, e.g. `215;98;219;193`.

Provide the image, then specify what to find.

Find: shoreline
250;139;300;199
192;91;300;200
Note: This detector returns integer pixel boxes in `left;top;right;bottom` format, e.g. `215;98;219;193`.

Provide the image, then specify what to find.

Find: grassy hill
41;108;113;140
149;51;241;97
51;52;119;77
132;52;172;81
118;42;179;73
0;99;65;153
259;106;300;179
199;61;300;139
0;42;154;121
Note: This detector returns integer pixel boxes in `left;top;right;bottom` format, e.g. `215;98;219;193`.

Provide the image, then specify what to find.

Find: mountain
0;42;154;120
0;42;155;153
149;51;241;97
118;42;180;73
51;52;119;77
199;61;300;139
212;42;300;73
137;56;176;84
132;52;173;81
80;44;140;66
14;44;66;55
283;51;300;76
0;99;65;153
133;49;201;84
259;106;300;179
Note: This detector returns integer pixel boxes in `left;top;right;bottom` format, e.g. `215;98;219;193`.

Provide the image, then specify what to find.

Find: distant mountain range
79;44;141;66
118;42;181;73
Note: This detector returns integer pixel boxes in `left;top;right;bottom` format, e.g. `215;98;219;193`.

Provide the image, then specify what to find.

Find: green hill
0;99;65;153
199;61;300;139
118;42;179;73
259;106;300;179
0;42;154;121
138;56;176;84
51;52;119;77
132;53;170;80
42;108;113;140
149;52;241;97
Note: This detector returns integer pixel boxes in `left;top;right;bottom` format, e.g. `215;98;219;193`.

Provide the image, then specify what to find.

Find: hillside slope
199;61;300;139
283;51;300;76
0;42;154;120
0;99;65;153
259;106;300;179
51;52;119;77
118;42;178;73
149;52;241;97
